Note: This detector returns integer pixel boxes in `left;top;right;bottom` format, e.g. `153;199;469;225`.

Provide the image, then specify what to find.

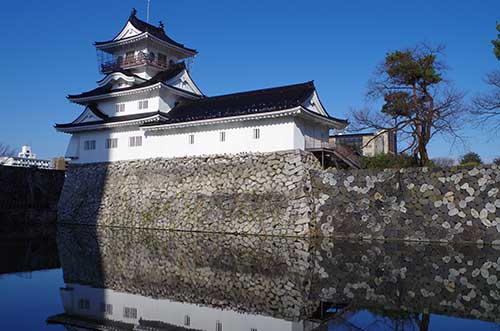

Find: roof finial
158;20;164;29
130;8;137;18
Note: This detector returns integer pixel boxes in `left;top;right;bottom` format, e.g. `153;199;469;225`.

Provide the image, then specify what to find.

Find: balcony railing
100;52;169;73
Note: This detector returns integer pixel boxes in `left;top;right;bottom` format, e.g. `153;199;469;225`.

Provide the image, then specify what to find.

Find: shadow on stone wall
52;225;500;328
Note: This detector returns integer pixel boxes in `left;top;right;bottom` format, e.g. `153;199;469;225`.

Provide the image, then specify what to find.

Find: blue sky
1;0;499;161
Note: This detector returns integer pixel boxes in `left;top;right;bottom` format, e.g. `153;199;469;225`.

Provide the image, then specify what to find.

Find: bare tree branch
0;143;14;157
472;70;500;131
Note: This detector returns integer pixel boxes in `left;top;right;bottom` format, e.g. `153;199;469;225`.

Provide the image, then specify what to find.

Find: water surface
2;225;500;330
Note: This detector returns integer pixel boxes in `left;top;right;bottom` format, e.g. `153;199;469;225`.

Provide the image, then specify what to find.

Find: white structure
56;9;347;164
329;130;397;157
48;283;319;331
0;145;52;169
18;145;36;159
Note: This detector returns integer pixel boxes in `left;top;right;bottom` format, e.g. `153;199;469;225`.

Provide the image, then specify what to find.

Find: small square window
138;100;149;110
219;131;226;142
253;128;260;139
189;134;195;145
123;307;137;319
101;303;113;315
129;136;142;147
78;299;90;310
106;138;118;149
84;140;96;151
116;103;125;112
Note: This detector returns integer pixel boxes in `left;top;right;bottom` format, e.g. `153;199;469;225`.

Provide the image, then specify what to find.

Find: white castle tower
56;9;347;164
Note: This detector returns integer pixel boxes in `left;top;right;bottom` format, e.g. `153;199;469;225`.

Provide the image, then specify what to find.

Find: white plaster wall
62;284;303;331
97;92;161;117
69;117;302;163
295;120;329;149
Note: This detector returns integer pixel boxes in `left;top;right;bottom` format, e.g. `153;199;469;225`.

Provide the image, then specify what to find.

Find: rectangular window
84;140;96;151
188;134;194;145
106;138;118;149
101;303;113;315
184;315;190;326
251;329;257;331
123;307;137;319
138;100;149;110
216;321;222;331
78;299;90;310
129;136;142;147
116;103;125;112
219;131;226;142
253;128;260;139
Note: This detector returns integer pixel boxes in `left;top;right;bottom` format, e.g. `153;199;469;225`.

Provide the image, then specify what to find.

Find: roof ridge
195;81;315;102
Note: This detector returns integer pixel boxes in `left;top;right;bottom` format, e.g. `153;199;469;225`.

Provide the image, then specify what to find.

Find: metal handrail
100;53;168;73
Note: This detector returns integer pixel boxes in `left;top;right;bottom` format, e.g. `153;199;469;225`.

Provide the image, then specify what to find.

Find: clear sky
1;0;499;161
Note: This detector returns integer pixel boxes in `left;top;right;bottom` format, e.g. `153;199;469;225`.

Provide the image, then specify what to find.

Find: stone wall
58;151;500;243
58;150;320;236
312;166;500;244
0;165;65;231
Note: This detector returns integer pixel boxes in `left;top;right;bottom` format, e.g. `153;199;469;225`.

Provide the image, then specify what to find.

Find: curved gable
165;69;203;96
114;21;143;41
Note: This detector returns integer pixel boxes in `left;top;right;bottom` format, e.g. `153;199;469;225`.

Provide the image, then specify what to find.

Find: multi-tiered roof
56;10;348;133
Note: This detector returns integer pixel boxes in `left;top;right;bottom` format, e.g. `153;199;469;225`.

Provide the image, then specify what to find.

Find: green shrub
459;152;482;166
361;153;417;169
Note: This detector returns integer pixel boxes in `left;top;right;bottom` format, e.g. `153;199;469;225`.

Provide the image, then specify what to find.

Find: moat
2;223;500;330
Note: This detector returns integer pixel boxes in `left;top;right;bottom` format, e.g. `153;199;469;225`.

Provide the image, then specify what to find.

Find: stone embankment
58;151;319;236
58;150;500;243
312;165;500;243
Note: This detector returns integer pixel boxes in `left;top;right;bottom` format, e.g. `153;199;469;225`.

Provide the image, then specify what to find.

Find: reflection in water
47;226;500;330
0;225;59;275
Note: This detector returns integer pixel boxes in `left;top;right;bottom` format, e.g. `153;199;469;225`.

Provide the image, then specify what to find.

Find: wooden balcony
100;53;169;73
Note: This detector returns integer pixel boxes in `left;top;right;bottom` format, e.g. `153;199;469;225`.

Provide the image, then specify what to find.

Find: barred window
129;136;143;147
188;134;195;145
101;303;113;315
84;140;96;150
184;315;191;326
106;138;118;149
219;131;226;142
78;299;90;310
253;128;260;139
116;103;125;112
216;321;222;331
123;307;137;319
138;100;149;110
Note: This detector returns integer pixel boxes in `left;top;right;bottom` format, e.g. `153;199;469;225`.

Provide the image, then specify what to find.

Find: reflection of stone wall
312;166;500;243
59;150;500;242
58;150;319;236
57;226;317;320
57;226;500;323
311;239;500;323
